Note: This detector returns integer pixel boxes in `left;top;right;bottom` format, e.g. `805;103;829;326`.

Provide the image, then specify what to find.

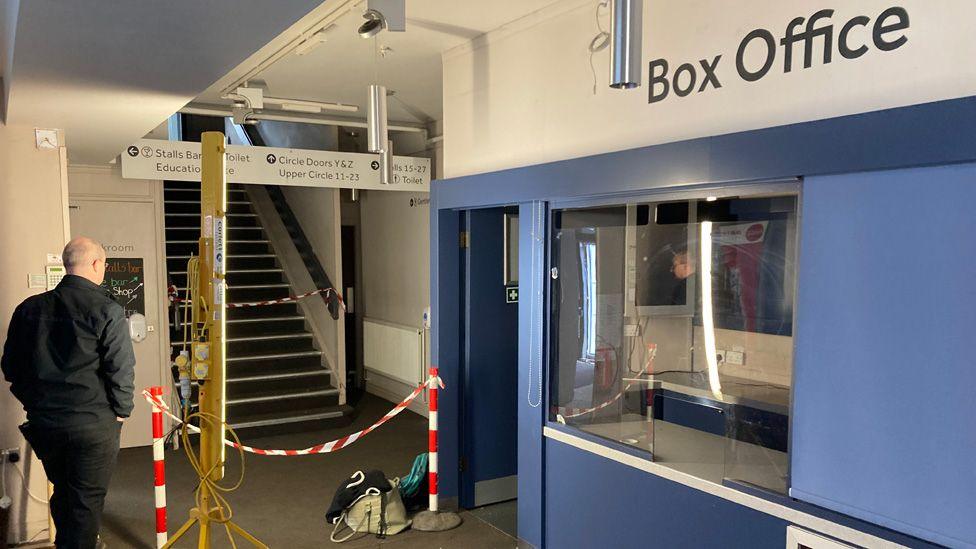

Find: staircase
163;181;345;431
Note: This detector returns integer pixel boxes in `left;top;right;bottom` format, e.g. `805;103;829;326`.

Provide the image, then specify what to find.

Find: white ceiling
2;0;326;163
195;0;565;125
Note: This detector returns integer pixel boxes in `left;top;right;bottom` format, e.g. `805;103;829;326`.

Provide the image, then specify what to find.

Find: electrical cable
26;528;51;543
172;251;248;546
178;409;247;529
527;204;544;408
588;0;611;95
13;462;49;505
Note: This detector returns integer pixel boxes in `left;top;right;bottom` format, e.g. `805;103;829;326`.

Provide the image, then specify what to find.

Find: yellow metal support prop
163;131;267;549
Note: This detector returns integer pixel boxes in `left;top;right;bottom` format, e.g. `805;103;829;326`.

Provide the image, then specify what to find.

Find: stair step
166;225;262;231
172;285;289;291
167;267;282;275
229;407;348;431
166;227;264;240
165;213;260;228
228;350;321;363
164;201;253;215
226;388;340;421
226;351;322;378
227;315;304;324
227;332;311;343
171;333;312;347
226;302;300;320
165;213;256;217
227;390;336;405
229;368;327;382
229;332;316;355
166;255;275;261
227;367;331;399
166;241;271;256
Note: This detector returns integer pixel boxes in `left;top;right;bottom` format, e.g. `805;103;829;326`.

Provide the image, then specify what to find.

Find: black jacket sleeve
1;304;26;403
99;304;136;418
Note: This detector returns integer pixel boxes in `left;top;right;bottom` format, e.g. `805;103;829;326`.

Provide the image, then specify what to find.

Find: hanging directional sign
121;139;430;191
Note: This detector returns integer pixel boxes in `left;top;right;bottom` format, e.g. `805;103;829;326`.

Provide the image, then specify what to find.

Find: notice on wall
102;258;145;317
121;139;430;191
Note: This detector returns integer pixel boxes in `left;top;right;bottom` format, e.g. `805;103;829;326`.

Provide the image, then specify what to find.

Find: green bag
330;478;411;542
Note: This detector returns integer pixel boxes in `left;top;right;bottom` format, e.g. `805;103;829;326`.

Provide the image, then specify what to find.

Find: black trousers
21;420;121;549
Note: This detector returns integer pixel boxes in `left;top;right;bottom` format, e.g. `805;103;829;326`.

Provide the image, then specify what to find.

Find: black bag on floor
327;470;411;542
326;470;391;524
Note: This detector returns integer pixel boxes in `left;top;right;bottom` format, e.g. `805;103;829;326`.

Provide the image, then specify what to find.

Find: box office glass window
549;193;798;494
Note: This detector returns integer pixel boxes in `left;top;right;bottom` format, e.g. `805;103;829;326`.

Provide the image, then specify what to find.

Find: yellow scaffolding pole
164;131;267;549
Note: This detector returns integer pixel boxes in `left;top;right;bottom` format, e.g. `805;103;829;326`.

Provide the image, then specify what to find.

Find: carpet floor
100;394;519;548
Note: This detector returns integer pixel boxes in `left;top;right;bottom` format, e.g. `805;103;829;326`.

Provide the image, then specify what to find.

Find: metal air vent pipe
610;0;643;89
367;84;388;153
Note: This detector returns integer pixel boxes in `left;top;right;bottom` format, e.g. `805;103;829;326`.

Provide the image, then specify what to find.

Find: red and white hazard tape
142;374;442;457
225;287;345;310
170;287;345;311
557;382;635;419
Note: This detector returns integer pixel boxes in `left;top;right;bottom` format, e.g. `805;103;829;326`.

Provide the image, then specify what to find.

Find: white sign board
121;139;430;191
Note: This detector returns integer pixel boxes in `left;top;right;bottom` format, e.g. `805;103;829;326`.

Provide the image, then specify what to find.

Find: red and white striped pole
413;366;460;531
150;386;168;548
427;367;439;512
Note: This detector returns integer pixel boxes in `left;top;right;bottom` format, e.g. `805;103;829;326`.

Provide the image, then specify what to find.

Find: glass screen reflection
550;194;798;494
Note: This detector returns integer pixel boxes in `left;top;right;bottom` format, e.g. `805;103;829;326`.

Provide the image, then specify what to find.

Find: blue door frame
430;96;976;548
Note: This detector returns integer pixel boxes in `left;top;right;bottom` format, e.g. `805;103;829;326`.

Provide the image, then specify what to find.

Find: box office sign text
122;139;430;191
648;6;910;104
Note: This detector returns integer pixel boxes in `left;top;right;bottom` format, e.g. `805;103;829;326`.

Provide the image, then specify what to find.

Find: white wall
359;188;430;409
281;186;345;383
360;190;430;330
0;123;68;545
67;165;168;448
442;0;976;177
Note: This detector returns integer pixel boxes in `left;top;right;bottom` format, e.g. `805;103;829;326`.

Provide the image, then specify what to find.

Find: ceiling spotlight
357;0;405;38
358;9;386;38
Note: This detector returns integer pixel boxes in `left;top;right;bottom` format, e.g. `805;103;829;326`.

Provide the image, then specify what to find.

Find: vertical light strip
217;150;228;466
700;221;723;399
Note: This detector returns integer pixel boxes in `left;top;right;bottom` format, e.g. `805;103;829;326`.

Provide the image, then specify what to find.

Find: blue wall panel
545;439;789;548
432;207;461;501
435;97;976;210
792;163;976;548
433;97;976;548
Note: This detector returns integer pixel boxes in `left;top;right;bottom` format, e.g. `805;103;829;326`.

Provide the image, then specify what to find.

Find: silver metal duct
379;139;394;184
367;84;388;153
609;0;642;89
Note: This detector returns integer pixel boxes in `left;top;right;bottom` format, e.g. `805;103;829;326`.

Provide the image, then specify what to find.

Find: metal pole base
162;507;269;549
412;510;462;532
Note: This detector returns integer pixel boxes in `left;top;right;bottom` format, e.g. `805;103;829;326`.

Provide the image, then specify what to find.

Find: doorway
460;207;520;512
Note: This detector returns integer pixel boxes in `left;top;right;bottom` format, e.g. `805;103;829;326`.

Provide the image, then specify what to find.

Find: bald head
63;237;107;284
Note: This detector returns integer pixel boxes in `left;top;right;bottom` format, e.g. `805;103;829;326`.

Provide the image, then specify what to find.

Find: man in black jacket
2;236;135;549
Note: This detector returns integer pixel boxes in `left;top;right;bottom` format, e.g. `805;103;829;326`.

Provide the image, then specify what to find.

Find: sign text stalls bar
121;139;430;191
